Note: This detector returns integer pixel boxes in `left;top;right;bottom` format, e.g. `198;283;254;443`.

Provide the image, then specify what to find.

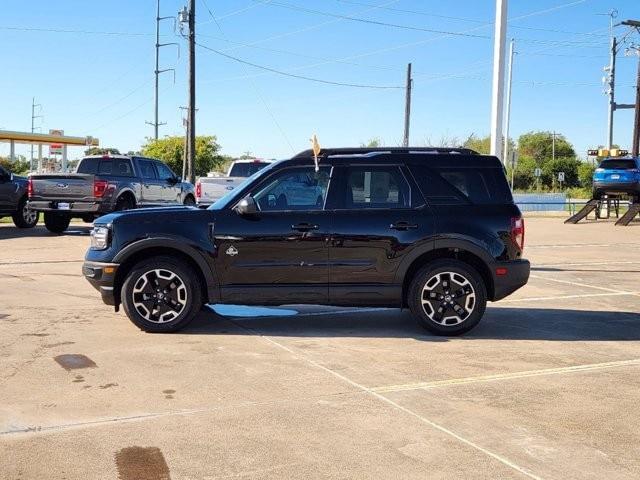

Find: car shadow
0;224;92;239
183;305;640;342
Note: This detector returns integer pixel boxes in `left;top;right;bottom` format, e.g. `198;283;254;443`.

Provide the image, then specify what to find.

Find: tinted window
139;160;157;179
599;159;636;170
155;162;175;181
344;166;410;209
229;162;270;177
410;166;512;205
252;167;330;211
77;158;99;174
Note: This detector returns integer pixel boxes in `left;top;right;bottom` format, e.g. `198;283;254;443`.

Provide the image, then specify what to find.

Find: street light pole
490;0;508;162
403;63;412;148
502;39;515;165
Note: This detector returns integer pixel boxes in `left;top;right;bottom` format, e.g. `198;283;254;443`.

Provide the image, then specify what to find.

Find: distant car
28;155;196;233
592;157;640;201
196;159;271;207
0;165;39;228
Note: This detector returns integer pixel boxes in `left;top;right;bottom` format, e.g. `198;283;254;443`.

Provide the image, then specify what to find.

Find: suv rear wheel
12;197;39;228
121;256;202;333
408;259;487;336
43;212;71;234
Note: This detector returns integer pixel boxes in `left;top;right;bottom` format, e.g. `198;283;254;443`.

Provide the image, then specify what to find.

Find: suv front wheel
121;256;202;333
408;259;487;336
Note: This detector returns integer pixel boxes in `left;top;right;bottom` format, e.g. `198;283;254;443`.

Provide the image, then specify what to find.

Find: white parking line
527;242;640;249
529;274;632;294
243;326;544;480
534;260;640;268
500;291;640;303
371;359;640;393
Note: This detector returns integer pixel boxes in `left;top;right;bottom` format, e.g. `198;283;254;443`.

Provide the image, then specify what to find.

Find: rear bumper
490;259;530;301
83;261;119;306
593;181;640;196
28;200;110;214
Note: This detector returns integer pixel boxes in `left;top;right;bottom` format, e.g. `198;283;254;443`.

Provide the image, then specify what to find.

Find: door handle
390;221;418;231
291;223;319;232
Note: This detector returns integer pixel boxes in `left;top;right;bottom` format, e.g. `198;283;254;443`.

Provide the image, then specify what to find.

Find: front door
136;158;163;206
0;167;14;213
155;161;181;204
328;164;435;306
213;166;332;305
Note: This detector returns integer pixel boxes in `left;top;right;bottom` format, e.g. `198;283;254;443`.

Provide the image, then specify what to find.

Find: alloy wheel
22;204;37;225
420;271;476;326
132;269;188;323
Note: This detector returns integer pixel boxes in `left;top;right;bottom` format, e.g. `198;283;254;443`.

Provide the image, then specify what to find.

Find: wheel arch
400;246;495;308
115;189;137;207
113;239;217;308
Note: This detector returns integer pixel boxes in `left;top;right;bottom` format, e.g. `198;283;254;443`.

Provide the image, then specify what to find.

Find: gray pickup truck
28;155;195;233
0;165;39;228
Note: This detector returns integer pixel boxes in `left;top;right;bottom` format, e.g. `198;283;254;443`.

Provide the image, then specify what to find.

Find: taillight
511;216;525;252
27;177;33;198
195;181;201;199
94;180;108;198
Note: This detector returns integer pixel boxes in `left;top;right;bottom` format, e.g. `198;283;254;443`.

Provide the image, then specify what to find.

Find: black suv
83;147;529;336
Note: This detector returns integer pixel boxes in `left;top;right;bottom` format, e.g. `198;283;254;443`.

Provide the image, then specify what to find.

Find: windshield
209;161;282;210
229;161;270;177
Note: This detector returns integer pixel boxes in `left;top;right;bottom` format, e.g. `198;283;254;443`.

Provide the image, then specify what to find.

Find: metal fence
513;193;631;216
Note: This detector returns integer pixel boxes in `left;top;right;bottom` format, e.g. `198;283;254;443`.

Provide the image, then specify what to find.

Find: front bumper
28;200;109;214
83;261;119;306
490;259;530;301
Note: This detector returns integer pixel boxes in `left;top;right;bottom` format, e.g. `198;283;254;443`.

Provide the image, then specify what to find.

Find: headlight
90;225;111;250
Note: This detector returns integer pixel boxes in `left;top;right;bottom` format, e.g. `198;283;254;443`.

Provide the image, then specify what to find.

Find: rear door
213;166;332;305
327;164;435;306
135;158;163;206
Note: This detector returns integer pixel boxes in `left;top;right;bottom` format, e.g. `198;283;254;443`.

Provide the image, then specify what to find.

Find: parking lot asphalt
1;217;640;480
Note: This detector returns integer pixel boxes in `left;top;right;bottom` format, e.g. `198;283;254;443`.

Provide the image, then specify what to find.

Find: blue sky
1;0;638;161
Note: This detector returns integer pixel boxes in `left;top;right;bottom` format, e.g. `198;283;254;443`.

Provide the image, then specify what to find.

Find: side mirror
234;196;258;216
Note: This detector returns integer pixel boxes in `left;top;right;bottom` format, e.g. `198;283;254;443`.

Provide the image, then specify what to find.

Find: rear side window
229;162;269;177
77;158;133;177
344;166;411;209
599;159;636;170
410;166;512;205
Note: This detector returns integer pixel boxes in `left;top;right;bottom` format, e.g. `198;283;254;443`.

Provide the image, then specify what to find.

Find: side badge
225;245;239;256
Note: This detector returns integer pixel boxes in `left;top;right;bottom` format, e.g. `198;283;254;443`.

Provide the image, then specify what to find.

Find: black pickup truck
0;165;39;228
83;147;530;336
28;155;195;233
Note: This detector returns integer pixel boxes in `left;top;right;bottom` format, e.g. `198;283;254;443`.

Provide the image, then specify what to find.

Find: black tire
183;195;195;206
12;197;39;228
408;259;487;336
115;195;135;211
121;256;202;333
82;215;95;224
43;212;71;234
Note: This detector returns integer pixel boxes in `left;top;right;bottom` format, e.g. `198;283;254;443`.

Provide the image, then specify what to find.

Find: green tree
518;131;575;163
578;162;596;188
463;134;490;154
360;137;382;148
84;147;120;156
141;135;224;177
542;157;581;189
0;156;29;175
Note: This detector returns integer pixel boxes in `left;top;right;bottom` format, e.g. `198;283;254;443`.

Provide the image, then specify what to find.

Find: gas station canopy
0;130;98;147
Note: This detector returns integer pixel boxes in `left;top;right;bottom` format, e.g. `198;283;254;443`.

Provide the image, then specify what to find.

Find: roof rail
292;147;478;159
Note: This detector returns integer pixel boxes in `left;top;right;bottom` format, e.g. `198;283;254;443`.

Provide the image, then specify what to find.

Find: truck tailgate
30;174;95;201
198;177;242;203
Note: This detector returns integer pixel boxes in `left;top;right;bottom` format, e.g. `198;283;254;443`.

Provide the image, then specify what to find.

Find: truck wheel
115;195;134;211
121;256;202;333
183;195;195;206
408;259;487;336
12;197;39;228
43;212;71;234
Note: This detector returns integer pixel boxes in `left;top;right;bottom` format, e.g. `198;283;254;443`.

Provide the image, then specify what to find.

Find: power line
196;41;403;89
0;25;152;36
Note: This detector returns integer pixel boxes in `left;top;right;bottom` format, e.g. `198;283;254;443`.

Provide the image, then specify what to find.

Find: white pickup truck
196;159;271;207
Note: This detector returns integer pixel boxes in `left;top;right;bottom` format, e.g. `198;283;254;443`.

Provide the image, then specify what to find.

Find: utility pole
633;52;640;156
179;0;196;184
403;63;412;148
606;36;617;149
30;98;42;172
552;131;557;162
490;0;508;162
502;39;515;165
146;0;177;140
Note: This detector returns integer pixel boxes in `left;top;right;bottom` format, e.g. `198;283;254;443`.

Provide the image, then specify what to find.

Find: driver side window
252;167;331;211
